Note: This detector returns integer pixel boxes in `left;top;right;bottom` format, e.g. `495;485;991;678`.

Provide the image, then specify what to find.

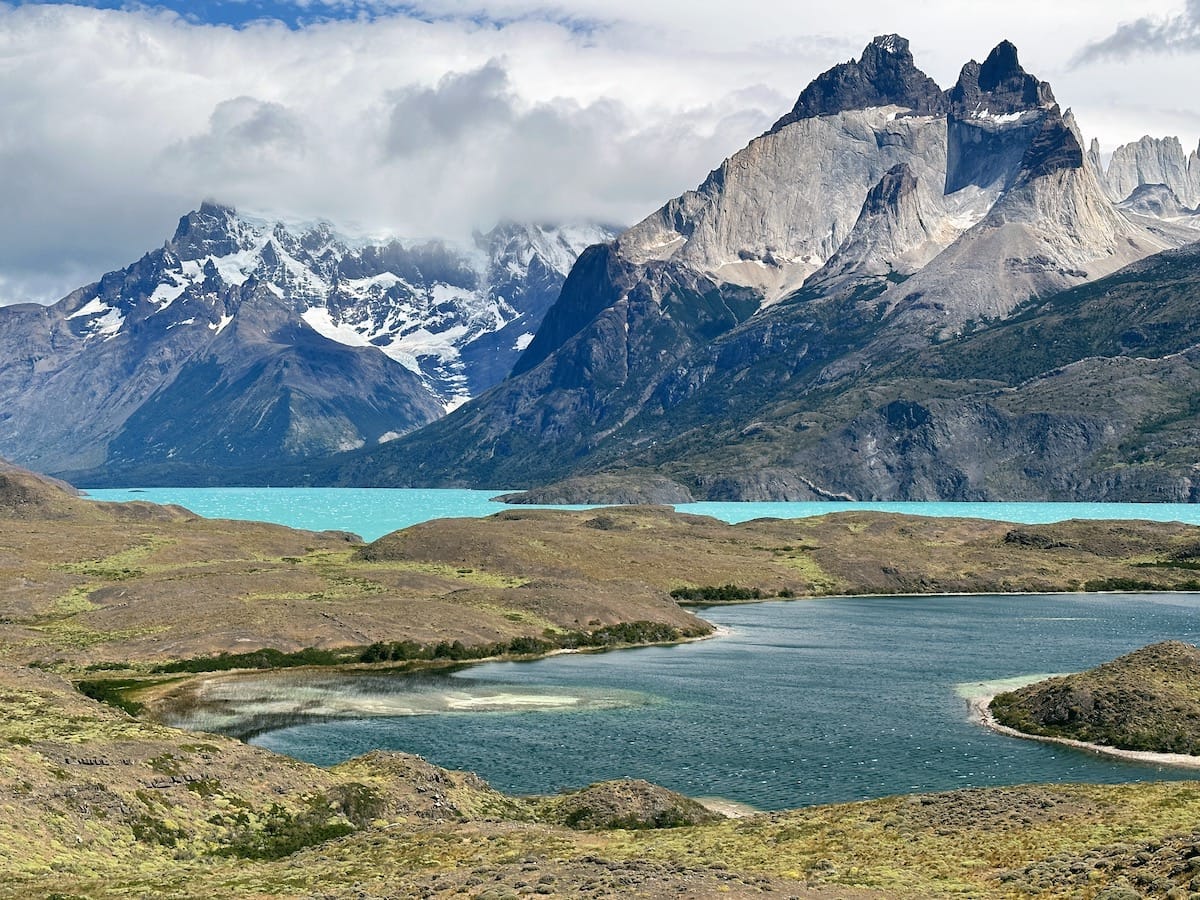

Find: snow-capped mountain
0;205;616;483
139;204;615;410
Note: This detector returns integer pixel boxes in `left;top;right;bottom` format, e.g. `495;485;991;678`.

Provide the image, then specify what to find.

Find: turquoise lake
85;488;1200;809
86;486;1200;542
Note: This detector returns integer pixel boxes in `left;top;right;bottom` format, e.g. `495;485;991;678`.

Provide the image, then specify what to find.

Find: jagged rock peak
1103;135;1200;207
947;40;1056;117
772;34;946;131
170;201;254;261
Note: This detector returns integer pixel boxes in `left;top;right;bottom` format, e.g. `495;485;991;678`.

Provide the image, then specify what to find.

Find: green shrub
76;678;146;715
152;646;353;674
670;584;767;603
218;800;355;860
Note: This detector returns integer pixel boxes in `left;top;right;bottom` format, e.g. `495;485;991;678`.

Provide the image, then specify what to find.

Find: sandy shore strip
969;694;1200;769
695;796;761;818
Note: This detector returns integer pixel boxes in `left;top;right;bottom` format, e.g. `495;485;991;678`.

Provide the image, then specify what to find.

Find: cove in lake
93;488;1200;809
190;593;1200;811
86;486;1200;542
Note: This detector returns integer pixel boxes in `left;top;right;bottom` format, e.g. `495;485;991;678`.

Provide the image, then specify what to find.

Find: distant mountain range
5;35;1200;500
313;36;1200;501
0;205;615;484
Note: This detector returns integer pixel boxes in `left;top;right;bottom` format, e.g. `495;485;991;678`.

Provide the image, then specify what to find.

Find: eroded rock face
772;34;947;129
616;106;951;305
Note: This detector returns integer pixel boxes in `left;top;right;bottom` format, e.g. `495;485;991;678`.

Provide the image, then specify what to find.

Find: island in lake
989;642;1200;762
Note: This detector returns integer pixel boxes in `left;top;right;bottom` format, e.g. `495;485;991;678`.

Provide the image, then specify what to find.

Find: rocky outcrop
1118;183;1197;220
945;40;1055;117
541;779;725;830
1086;136;1106;182
803;162;952;292
771;34;946;129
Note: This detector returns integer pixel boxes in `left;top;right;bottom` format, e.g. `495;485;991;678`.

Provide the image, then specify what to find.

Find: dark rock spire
946;40;1056;117
772;34;946;131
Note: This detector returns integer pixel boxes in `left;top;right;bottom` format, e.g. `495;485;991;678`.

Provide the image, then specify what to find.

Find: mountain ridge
0;205;615;484
316;35;1200;499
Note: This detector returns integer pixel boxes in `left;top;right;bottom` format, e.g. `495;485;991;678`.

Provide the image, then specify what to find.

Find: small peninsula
990;641;1200;756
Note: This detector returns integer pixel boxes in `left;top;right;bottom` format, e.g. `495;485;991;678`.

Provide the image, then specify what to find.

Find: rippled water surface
250;594;1200;809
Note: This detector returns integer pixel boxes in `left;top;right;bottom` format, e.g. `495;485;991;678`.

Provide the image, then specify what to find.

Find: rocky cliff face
0;205;613;483
327;36;1199;498
1099;135;1200;207
614;37;967;308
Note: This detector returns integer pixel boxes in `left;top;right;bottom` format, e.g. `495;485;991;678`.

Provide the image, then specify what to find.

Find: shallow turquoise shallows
84;486;1200;542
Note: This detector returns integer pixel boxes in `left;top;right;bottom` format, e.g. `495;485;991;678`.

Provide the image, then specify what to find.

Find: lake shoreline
970;694;1200;770
128;625;732;736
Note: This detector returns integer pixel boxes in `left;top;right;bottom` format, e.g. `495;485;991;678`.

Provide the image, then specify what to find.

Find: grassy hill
991;641;1200;754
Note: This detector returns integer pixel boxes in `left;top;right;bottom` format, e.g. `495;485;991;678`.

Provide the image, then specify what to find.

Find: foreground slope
327;37;1193;498
10;464;1200;897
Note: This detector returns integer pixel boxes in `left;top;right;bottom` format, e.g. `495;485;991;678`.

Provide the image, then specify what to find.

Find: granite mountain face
0;205;615;484
7;36;1199;499
324;36;1200;500
1094;135;1200;209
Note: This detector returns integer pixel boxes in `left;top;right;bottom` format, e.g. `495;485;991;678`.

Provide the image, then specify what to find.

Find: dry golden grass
8;462;1200;897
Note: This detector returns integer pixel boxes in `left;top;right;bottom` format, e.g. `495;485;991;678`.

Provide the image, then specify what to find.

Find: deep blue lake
90;488;1200;809
238;594;1200;810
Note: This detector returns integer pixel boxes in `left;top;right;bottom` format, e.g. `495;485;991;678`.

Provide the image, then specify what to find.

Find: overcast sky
2;0;1199;305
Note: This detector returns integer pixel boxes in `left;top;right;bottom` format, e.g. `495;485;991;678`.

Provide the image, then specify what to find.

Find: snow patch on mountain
84;207;618;411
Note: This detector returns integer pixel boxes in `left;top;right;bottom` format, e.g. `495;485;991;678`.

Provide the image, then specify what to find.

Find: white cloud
1074;0;1200;62
0;1;1196;305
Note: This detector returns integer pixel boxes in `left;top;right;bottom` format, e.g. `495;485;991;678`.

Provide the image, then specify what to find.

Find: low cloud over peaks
2;1;1199;305
384;61;514;158
0;4;788;305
